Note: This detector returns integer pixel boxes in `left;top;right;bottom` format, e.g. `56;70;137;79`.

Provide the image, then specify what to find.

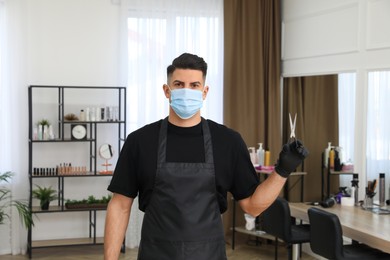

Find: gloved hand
275;140;309;178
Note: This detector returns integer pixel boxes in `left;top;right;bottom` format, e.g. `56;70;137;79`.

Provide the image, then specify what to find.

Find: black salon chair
262;197;310;260
308;207;390;259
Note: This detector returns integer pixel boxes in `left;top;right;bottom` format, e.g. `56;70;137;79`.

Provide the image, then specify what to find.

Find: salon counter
289;202;390;254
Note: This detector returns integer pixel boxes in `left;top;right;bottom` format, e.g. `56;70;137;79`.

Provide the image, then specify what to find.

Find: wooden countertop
289;202;390;254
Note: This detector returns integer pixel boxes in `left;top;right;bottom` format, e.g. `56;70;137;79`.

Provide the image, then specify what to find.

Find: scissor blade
289;113;297;139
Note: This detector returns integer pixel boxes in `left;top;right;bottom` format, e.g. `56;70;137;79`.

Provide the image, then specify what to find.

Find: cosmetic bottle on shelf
379;173;385;205
324;142;331;167
351;174;359;206
256;143;264;166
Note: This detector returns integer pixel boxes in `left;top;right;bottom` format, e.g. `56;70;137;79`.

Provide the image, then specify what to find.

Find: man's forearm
104;195;132;260
239;172;287;217
239;139;308;217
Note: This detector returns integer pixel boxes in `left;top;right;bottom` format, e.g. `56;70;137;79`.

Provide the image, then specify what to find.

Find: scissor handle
292;139;309;159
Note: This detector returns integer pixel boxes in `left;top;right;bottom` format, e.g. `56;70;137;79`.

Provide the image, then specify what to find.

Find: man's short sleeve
107;134;138;198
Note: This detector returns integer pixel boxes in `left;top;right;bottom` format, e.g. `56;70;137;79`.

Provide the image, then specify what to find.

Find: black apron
138;118;226;260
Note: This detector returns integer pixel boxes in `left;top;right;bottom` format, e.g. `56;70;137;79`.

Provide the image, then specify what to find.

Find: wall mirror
282;72;356;201
99;143;114;174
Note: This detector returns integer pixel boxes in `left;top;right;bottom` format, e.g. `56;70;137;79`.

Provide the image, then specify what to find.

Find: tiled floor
1;236;318;259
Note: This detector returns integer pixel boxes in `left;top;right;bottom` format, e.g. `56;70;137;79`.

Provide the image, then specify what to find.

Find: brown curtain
283;75;339;202
223;0;281;158
223;0;281;236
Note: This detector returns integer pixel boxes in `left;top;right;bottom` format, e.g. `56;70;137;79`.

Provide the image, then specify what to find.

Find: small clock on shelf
71;124;87;140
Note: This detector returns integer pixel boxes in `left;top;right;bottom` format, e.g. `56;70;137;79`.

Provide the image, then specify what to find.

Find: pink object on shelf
342;164;354;172
255;165;275;173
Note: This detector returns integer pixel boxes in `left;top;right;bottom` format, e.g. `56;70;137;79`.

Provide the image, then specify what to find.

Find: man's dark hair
167;53;208;80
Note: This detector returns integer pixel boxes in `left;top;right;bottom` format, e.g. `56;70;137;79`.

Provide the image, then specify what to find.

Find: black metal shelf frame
27;85;127;258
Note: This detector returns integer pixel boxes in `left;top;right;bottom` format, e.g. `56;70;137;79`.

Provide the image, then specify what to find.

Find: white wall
282;0;390;76
281;0;390;200
1;0;124;255
27;0;121;85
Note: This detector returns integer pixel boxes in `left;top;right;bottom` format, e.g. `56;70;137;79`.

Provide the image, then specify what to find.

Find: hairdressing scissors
288;113;309;158
289;113;297;142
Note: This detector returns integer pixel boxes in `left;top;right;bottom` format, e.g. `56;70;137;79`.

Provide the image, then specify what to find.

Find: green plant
32;185;58;210
0;172;34;228
65;194;112;207
37;119;50;126
100;194;112;204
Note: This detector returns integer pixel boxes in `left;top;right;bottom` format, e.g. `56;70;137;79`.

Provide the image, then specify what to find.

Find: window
338;73;356;164
367;70;390;182
0;0;9;173
125;0;224;131
121;0;224;248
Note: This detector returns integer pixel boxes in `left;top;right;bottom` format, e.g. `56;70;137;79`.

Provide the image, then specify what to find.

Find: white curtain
120;0;224;248
338;73;356;164
124;0;224;131
367;70;390;199
0;0;29;255
0;0;12;253
0;3;7;164
338;73;356;187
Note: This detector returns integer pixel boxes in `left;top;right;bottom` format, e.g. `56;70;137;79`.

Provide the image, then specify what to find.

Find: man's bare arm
104;193;133;260
238;140;308;217
238;172;286;217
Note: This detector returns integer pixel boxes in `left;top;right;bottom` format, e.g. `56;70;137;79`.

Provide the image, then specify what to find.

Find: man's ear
202;86;209;100
163;84;170;98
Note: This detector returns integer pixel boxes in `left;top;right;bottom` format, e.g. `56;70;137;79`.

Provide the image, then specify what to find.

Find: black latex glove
275;140;309;178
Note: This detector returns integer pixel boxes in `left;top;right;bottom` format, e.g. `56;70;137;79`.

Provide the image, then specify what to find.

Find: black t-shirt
107;118;259;214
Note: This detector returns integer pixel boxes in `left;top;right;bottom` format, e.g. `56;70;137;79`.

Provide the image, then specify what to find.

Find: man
104;53;307;260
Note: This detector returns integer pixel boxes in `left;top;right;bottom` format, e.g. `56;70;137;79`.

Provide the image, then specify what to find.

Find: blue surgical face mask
169;87;204;119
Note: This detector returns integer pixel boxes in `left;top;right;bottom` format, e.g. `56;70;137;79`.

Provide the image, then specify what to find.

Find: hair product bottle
80;109;86;121
264;151;270;166
379;173;385;205
324;142;331;167
85;107;90;121
248;147;256;165
38;124;43;140
256;143;264;166
329;148;335;169
351;174;359;205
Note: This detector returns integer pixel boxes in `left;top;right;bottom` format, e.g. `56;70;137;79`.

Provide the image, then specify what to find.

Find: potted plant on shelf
65;194;112;209
32;185;58;210
0;171;34;228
